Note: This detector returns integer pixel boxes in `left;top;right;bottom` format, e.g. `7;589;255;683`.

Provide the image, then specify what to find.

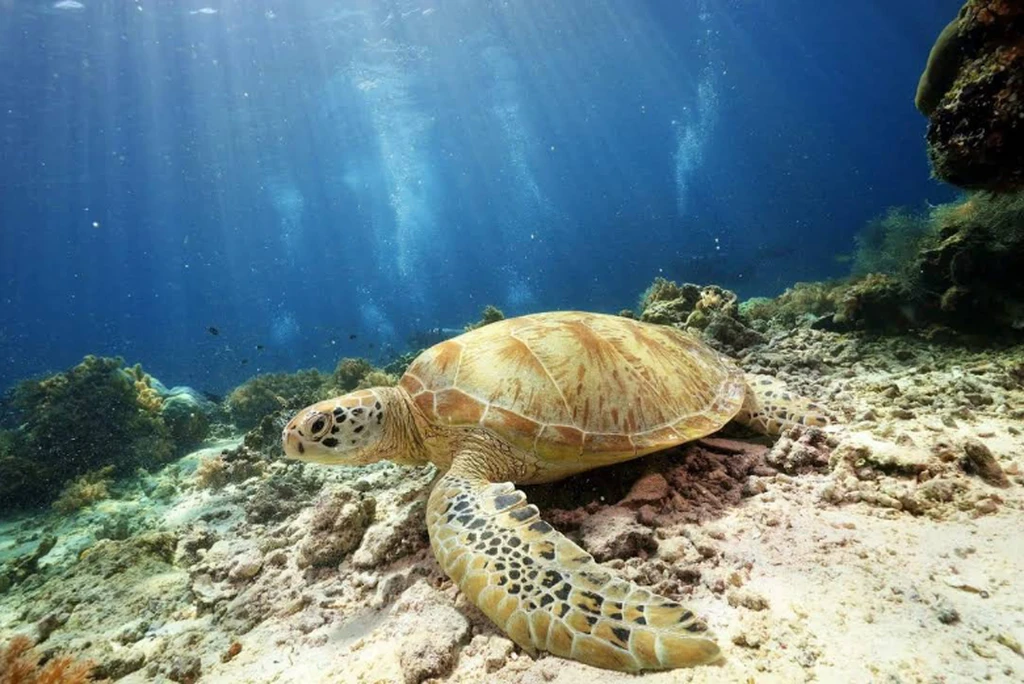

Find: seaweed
852;206;935;278
464;305;505;331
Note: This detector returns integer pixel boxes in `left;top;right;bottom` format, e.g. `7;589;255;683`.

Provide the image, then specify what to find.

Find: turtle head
282;389;389;466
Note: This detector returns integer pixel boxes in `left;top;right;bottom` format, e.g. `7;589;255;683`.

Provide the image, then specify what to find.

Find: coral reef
333;358;374;392
918;0;1024;191
739;282;839;328
914;191;1024;332
125;362;164;414
193;448;264;491
749;194;1024;337
0;356;177;512
226;369;330;430
1;326;1023;683
355;370;398;390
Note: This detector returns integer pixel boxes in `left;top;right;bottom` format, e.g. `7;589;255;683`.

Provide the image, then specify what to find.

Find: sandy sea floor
1;327;1023;683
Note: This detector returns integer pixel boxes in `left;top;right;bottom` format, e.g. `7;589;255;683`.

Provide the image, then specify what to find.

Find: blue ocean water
0;0;961;394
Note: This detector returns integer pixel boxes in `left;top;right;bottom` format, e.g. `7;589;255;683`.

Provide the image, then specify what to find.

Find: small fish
54;0;85;9
255;344;265;350
241;359;249;365
207;326;220;336
190;7;218;15
348;333;358;340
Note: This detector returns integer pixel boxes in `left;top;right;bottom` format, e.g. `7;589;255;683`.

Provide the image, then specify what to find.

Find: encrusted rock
580;507;657;562
391;581;471;684
727;588;770;611
766;427;831;474
296;486;376;569
351;499;427;569
173;526;217;568
227;548;264;581
961;437;1010;488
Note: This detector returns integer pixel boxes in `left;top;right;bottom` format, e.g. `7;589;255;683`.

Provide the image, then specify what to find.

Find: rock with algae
226;369;331;430
0;356;177;512
638;277;764;351
918;0;1024;191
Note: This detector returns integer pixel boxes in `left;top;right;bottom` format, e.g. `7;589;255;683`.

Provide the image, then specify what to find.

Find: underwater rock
919;0;1024;191
766;427;833;475
351;499;428;569
961;437;1010;487
166;654;203;684
0;534;56;594
160;388;215;447
580;506;658;562
296;485;376;569
243;461;323;524
391;580;471;684
173;526;218;568
620;472;671;507
830;274;913;333
727;588;770;612
703;313;766;352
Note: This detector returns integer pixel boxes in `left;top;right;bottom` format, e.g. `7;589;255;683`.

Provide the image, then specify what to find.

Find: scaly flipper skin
427;454;722;671
734;374;833;436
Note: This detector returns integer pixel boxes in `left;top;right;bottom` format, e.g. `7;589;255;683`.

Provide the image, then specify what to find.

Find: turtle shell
399;311;746;463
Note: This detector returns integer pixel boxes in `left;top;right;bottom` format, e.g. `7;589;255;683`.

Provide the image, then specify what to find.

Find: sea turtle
282;311;829;671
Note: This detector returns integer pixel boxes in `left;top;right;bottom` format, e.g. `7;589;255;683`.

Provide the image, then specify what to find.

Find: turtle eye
309;414;329;438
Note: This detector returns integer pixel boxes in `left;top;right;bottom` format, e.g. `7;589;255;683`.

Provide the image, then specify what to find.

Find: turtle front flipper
735;373;833;436
427;467;721;671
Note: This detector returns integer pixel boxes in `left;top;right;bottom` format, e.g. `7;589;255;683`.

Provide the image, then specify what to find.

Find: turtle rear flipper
428;461;721;671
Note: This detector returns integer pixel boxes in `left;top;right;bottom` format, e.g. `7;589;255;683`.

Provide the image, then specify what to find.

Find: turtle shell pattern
399;311;746;463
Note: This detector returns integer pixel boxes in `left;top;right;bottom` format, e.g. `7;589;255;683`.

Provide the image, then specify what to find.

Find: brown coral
125;363;163;413
0;634;94;684
52;466;114;514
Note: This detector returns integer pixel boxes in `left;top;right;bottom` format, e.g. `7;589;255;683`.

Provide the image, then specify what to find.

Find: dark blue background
0;0;961;393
